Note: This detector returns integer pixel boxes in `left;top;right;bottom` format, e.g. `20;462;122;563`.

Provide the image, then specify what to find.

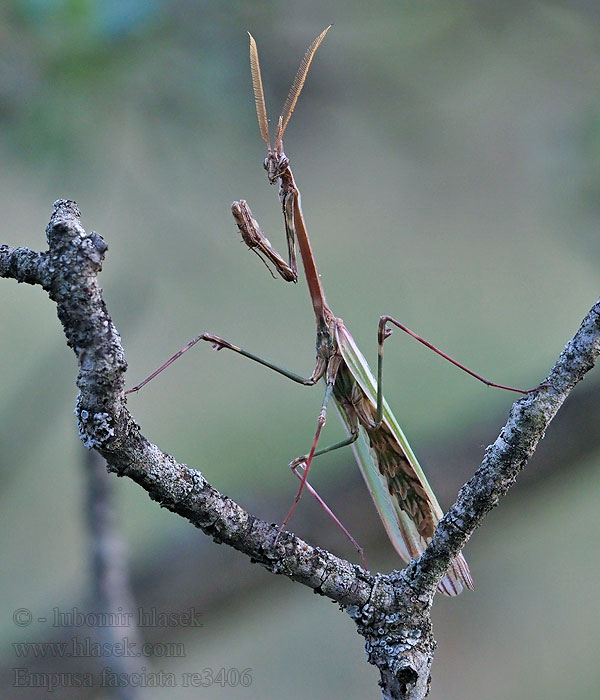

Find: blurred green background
1;1;600;698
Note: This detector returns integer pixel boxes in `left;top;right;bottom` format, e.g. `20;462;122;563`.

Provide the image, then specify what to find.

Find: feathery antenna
248;32;270;147
275;25;331;148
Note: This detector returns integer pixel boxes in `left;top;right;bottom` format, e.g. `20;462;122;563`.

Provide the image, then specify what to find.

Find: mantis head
264;134;290;183
248;26;331;183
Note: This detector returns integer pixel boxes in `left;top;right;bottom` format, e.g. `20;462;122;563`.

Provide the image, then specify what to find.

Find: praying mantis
129;26;529;595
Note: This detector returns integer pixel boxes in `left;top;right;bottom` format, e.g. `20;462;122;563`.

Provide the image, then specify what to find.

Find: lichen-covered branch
0;200;377;607
2;200;599;700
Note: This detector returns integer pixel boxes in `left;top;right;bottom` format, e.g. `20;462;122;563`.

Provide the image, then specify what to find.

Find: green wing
335;321;473;595
332;401;425;566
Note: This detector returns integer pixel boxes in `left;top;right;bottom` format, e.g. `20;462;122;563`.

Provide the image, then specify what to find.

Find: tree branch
2;200;599;699
0;200;377;607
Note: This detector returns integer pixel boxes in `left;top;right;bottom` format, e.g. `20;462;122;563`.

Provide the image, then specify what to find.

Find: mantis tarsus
128;26;531;595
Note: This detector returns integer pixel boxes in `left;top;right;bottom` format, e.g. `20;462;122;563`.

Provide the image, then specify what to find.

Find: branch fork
2;200;599;699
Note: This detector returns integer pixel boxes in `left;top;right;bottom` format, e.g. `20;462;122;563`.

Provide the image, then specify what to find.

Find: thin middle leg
126;332;325;394
376;315;534;426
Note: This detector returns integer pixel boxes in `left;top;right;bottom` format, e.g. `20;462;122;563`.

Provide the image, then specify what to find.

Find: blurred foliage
1;1;600;698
